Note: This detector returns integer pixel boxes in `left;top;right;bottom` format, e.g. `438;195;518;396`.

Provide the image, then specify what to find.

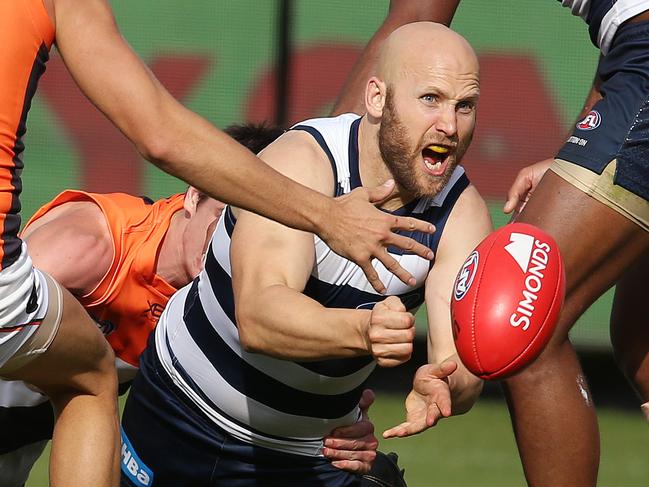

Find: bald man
118;22;491;487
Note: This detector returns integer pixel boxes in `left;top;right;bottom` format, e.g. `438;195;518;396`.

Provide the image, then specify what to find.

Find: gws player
121;22;491;486
0;125;381;487
0;0;441;484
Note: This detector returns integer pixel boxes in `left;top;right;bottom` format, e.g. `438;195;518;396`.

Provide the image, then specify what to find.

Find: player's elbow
236;308;267;354
136;131;175;171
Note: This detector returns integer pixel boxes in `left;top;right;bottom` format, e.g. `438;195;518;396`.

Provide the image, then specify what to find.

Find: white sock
641;402;649;423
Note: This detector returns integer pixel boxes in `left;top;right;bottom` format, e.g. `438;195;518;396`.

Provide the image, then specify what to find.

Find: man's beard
378;91;470;199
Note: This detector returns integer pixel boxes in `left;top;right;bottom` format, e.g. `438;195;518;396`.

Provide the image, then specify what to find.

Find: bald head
376;22;478;85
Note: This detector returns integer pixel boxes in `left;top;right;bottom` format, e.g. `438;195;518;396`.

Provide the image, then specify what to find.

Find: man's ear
183;186;201;217
365;77;386;119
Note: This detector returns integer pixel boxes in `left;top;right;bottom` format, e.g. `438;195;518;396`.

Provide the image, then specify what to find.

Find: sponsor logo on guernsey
142;300;165;320
505;232;551;331
121;430;153;486
453;250;479;301
576;110;601;131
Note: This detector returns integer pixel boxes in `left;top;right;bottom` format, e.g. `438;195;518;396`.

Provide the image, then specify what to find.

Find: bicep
231;132;333;301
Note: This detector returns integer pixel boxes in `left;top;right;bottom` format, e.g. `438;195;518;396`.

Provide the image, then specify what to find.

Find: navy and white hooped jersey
152;113;470;457
559;0;649;54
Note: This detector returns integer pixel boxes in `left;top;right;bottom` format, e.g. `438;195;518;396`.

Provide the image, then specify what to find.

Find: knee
504;338;578;386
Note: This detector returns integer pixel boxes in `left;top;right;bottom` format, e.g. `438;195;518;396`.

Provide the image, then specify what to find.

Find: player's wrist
357;309;374;355
310;196;336;240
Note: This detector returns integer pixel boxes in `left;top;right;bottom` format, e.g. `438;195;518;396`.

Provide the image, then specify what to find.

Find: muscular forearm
55;0;331;238
147;102;331;236
236;285;371;360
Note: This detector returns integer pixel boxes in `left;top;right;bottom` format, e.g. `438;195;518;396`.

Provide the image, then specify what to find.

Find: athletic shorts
551;159;649;231
556;19;649;203
120;337;361;487
0;243;62;372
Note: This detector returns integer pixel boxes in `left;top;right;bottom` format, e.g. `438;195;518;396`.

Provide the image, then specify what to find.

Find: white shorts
0;243;62;371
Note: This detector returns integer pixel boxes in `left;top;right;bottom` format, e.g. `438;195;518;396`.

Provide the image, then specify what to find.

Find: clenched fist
366;296;416;367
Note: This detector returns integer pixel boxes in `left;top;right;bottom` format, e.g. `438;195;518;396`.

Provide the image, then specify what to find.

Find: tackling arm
50;0;435;294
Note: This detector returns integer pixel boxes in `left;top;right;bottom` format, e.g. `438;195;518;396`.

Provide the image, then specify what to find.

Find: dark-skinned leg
502;171;649;487
610;251;649;409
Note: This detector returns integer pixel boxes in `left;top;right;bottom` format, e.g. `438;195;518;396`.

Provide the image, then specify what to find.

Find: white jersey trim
599;0;649;54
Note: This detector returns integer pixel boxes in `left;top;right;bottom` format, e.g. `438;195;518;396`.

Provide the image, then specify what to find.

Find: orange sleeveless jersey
25;190;185;368
0;0;54;268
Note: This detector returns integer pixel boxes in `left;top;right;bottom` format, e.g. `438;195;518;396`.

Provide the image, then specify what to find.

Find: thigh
2;279;115;397
515;171;649;343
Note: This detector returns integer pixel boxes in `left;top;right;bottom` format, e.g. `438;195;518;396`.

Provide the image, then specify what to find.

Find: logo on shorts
25;283;38;314
121;430;154;486
94;318;116;336
576;110;601;131
453;251;479;301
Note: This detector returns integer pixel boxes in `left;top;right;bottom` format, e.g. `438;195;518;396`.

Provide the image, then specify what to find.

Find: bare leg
610;252;649;404
3;287;119;487
502;171;649;486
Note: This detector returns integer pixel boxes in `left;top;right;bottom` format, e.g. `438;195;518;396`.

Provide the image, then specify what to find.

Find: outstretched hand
383;361;458;439
323;180;435;293
322;389;378;474
503;159;554;217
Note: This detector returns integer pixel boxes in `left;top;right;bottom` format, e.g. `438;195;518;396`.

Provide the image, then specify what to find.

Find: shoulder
22;199;113;293
450;184;491;227
257;129;336;195
438;184;493;257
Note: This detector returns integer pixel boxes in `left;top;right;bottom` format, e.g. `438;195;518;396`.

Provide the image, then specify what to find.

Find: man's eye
422;94;437;103
457;101;475;113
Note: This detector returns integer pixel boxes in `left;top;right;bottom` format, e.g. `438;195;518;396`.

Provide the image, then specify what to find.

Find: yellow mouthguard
428;145;449;154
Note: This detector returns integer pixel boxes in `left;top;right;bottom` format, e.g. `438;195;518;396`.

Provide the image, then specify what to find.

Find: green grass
26;395;648;486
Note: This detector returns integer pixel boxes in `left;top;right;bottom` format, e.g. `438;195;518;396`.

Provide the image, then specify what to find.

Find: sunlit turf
27;395;648;486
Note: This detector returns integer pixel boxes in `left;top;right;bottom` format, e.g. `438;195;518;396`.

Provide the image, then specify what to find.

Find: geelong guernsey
152;113;470;456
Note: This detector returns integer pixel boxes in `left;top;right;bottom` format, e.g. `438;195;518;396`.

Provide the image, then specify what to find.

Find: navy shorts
120;338;361;487
557;19;649;201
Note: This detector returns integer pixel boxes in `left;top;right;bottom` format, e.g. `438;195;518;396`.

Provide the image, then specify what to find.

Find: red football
451;222;565;380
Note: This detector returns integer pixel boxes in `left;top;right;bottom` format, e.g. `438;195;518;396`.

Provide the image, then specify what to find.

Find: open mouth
422;144;451;176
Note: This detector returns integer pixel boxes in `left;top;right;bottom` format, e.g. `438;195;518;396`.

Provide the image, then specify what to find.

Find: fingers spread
382;420;423;439
392;215;435;234
386;234;434;261
374;253;415;287
360;261;386;294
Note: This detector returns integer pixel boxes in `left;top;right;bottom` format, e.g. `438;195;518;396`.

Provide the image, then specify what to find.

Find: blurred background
23;1;648;485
